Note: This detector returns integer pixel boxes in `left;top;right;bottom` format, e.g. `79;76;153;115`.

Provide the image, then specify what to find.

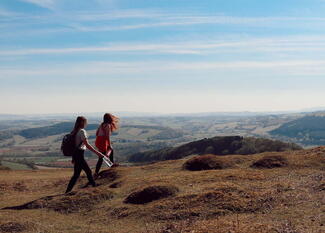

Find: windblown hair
71;116;87;135
101;113;119;132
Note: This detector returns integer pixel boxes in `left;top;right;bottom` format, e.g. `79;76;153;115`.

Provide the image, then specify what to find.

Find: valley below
0;113;304;169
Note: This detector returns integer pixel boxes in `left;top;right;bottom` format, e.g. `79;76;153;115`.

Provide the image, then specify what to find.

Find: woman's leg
95;157;103;175
65;156;82;193
109;149;114;163
80;157;96;187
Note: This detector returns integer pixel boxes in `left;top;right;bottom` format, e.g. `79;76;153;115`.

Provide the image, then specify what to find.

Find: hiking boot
93;173;99;180
92;183;100;188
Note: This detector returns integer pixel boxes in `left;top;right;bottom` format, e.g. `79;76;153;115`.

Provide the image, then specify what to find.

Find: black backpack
61;133;77;156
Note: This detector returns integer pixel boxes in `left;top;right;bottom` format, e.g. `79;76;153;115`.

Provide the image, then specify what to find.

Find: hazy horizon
1;106;325;117
1;0;325;114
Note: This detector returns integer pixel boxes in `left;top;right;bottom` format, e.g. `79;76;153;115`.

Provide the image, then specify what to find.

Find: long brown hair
101;113;119;132
71;116;87;135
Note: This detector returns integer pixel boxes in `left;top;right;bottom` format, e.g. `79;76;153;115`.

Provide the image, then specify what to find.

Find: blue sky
1;0;325;114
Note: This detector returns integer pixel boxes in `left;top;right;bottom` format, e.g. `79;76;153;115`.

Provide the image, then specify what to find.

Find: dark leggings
66;149;96;193
95;150;114;174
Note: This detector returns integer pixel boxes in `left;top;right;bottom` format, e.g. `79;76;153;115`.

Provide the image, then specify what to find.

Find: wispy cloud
3;8;325;35
75;9;165;21
2;59;325;78
1;36;325;56
67;15;325;32
19;0;57;10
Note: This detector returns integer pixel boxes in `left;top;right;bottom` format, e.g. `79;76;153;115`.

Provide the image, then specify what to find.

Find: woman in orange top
94;113;119;178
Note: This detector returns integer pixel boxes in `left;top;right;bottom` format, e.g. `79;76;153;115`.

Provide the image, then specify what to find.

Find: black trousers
66;149;96;193
95;149;114;174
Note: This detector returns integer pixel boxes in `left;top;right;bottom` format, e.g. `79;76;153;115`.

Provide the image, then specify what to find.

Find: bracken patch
183;155;233;171
251;155;289;169
97;168;121;184
124;185;179;204
109;181;123;188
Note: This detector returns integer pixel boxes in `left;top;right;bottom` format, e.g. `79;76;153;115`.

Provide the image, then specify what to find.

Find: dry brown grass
0;147;324;233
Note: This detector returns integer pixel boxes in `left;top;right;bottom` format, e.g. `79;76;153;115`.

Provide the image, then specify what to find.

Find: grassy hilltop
129;136;301;163
0;147;324;233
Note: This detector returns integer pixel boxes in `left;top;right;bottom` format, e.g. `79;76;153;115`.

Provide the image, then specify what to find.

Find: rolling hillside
128;136;302;163
270;115;325;145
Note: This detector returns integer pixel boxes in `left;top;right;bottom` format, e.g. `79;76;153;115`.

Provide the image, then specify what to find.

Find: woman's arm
83;139;104;158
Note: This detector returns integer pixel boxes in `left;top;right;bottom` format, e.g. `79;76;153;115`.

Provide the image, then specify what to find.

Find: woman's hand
83;138;105;158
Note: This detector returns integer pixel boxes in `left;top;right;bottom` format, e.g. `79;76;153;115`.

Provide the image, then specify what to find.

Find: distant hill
270;115;325;145
0;122;184;141
128;136;301;163
18;122;99;139
122;125;183;140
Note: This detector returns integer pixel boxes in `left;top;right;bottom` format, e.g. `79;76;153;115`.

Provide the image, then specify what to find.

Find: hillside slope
271;115;325;145
0;147;324;233
128;136;302;163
